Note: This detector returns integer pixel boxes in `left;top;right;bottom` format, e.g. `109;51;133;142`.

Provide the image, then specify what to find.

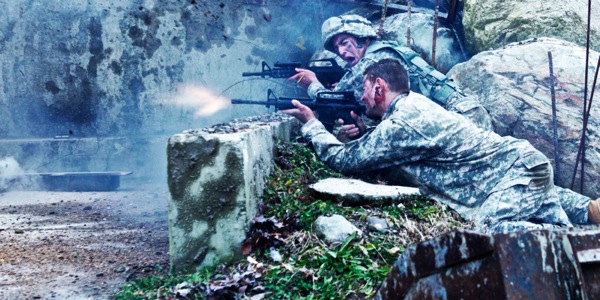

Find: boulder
448;37;600;198
379;12;467;73
463;0;600;54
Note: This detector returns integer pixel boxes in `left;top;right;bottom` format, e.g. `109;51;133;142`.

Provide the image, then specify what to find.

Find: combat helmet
322;14;378;53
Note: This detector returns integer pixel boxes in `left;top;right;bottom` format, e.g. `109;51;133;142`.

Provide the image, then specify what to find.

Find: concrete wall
0;0;354;186
0;0;353;139
167;115;297;273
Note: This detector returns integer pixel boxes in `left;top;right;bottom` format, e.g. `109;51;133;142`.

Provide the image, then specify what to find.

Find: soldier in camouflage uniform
284;58;600;233
290;14;493;137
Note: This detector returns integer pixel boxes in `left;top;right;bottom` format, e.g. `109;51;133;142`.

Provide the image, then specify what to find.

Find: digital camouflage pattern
308;40;494;131
300;92;591;233
321;15;378;53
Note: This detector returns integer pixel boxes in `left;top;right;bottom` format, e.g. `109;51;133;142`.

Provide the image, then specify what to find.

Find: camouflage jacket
308;41;493;131
301;92;544;220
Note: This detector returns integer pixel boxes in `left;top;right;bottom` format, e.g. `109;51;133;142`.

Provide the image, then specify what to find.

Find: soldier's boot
588;198;600;224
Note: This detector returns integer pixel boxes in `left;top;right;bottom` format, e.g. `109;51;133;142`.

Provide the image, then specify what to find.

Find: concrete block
309;178;420;206
167;115;296;273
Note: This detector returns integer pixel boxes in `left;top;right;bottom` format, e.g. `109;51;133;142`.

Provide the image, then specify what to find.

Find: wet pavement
0;183;170;299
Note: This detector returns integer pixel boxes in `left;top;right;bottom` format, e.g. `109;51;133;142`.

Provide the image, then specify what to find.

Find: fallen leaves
166;262;269;299
241;215;298;256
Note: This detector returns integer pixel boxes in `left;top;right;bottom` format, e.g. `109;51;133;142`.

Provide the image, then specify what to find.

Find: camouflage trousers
472;158;591;234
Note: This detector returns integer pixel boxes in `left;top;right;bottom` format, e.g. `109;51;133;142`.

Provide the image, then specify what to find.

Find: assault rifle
231;89;364;131
242;59;346;87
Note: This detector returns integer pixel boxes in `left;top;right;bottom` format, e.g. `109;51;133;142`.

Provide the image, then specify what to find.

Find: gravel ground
0;184;170;299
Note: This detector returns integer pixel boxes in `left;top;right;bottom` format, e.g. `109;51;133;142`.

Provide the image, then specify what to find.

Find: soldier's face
332;34;365;67
361;77;386;119
361;77;380;118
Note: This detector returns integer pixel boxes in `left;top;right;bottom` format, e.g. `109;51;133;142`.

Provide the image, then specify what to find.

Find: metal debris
374;228;600;299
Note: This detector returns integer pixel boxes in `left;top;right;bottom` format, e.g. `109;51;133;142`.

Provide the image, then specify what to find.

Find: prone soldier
284;58;600;233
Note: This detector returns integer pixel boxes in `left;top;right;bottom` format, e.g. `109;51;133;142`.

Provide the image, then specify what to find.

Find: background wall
0;0;357;186
0;1;466;187
0;0;353;139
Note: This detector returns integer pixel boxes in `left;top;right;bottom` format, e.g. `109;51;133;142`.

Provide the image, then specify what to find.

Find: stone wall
167;114;297;273
0;1;353;139
0;135;168;186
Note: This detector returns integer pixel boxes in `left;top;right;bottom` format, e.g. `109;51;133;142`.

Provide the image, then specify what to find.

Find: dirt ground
0;182;170;299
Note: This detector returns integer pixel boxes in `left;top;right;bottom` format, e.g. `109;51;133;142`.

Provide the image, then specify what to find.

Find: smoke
0;157;25;192
164;85;232;117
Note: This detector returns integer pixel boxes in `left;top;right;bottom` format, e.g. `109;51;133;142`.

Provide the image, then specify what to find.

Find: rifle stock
231;89;363;131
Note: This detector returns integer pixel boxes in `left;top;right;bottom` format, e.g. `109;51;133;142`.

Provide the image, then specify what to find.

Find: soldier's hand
289;68;318;89
336;111;366;142
336;122;357;143
281;100;316;124
351;111;366;134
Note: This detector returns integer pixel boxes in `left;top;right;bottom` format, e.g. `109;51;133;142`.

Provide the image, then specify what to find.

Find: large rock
448;37;600;198
167;114;296;273
379;13;467;73
463;0;600;54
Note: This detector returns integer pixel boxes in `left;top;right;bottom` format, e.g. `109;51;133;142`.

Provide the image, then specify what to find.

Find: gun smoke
0;157;25;192
165;85;232;118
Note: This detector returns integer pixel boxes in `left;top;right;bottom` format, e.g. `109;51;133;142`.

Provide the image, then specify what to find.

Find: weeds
113;140;471;299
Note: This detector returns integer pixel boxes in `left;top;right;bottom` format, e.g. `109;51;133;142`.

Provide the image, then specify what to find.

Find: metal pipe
407;0;411;48
571;55;600;192
378;0;390;39
432;0;439;67
450;25;467;61
581;0;593;193
570;0;593;193
328;0;449;19
548;51;561;185
446;0;460;24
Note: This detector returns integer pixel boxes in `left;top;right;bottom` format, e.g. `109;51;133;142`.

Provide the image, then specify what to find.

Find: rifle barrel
242;69;296;78
242;60;345;84
242;71;266;77
231;99;275;105
232;98;363;111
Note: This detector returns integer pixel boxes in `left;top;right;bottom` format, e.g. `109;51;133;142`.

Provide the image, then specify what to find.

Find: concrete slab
309;178;420;206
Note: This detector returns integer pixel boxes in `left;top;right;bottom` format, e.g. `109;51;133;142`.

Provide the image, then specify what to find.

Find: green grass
114;267;214;299
113;140;470;299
